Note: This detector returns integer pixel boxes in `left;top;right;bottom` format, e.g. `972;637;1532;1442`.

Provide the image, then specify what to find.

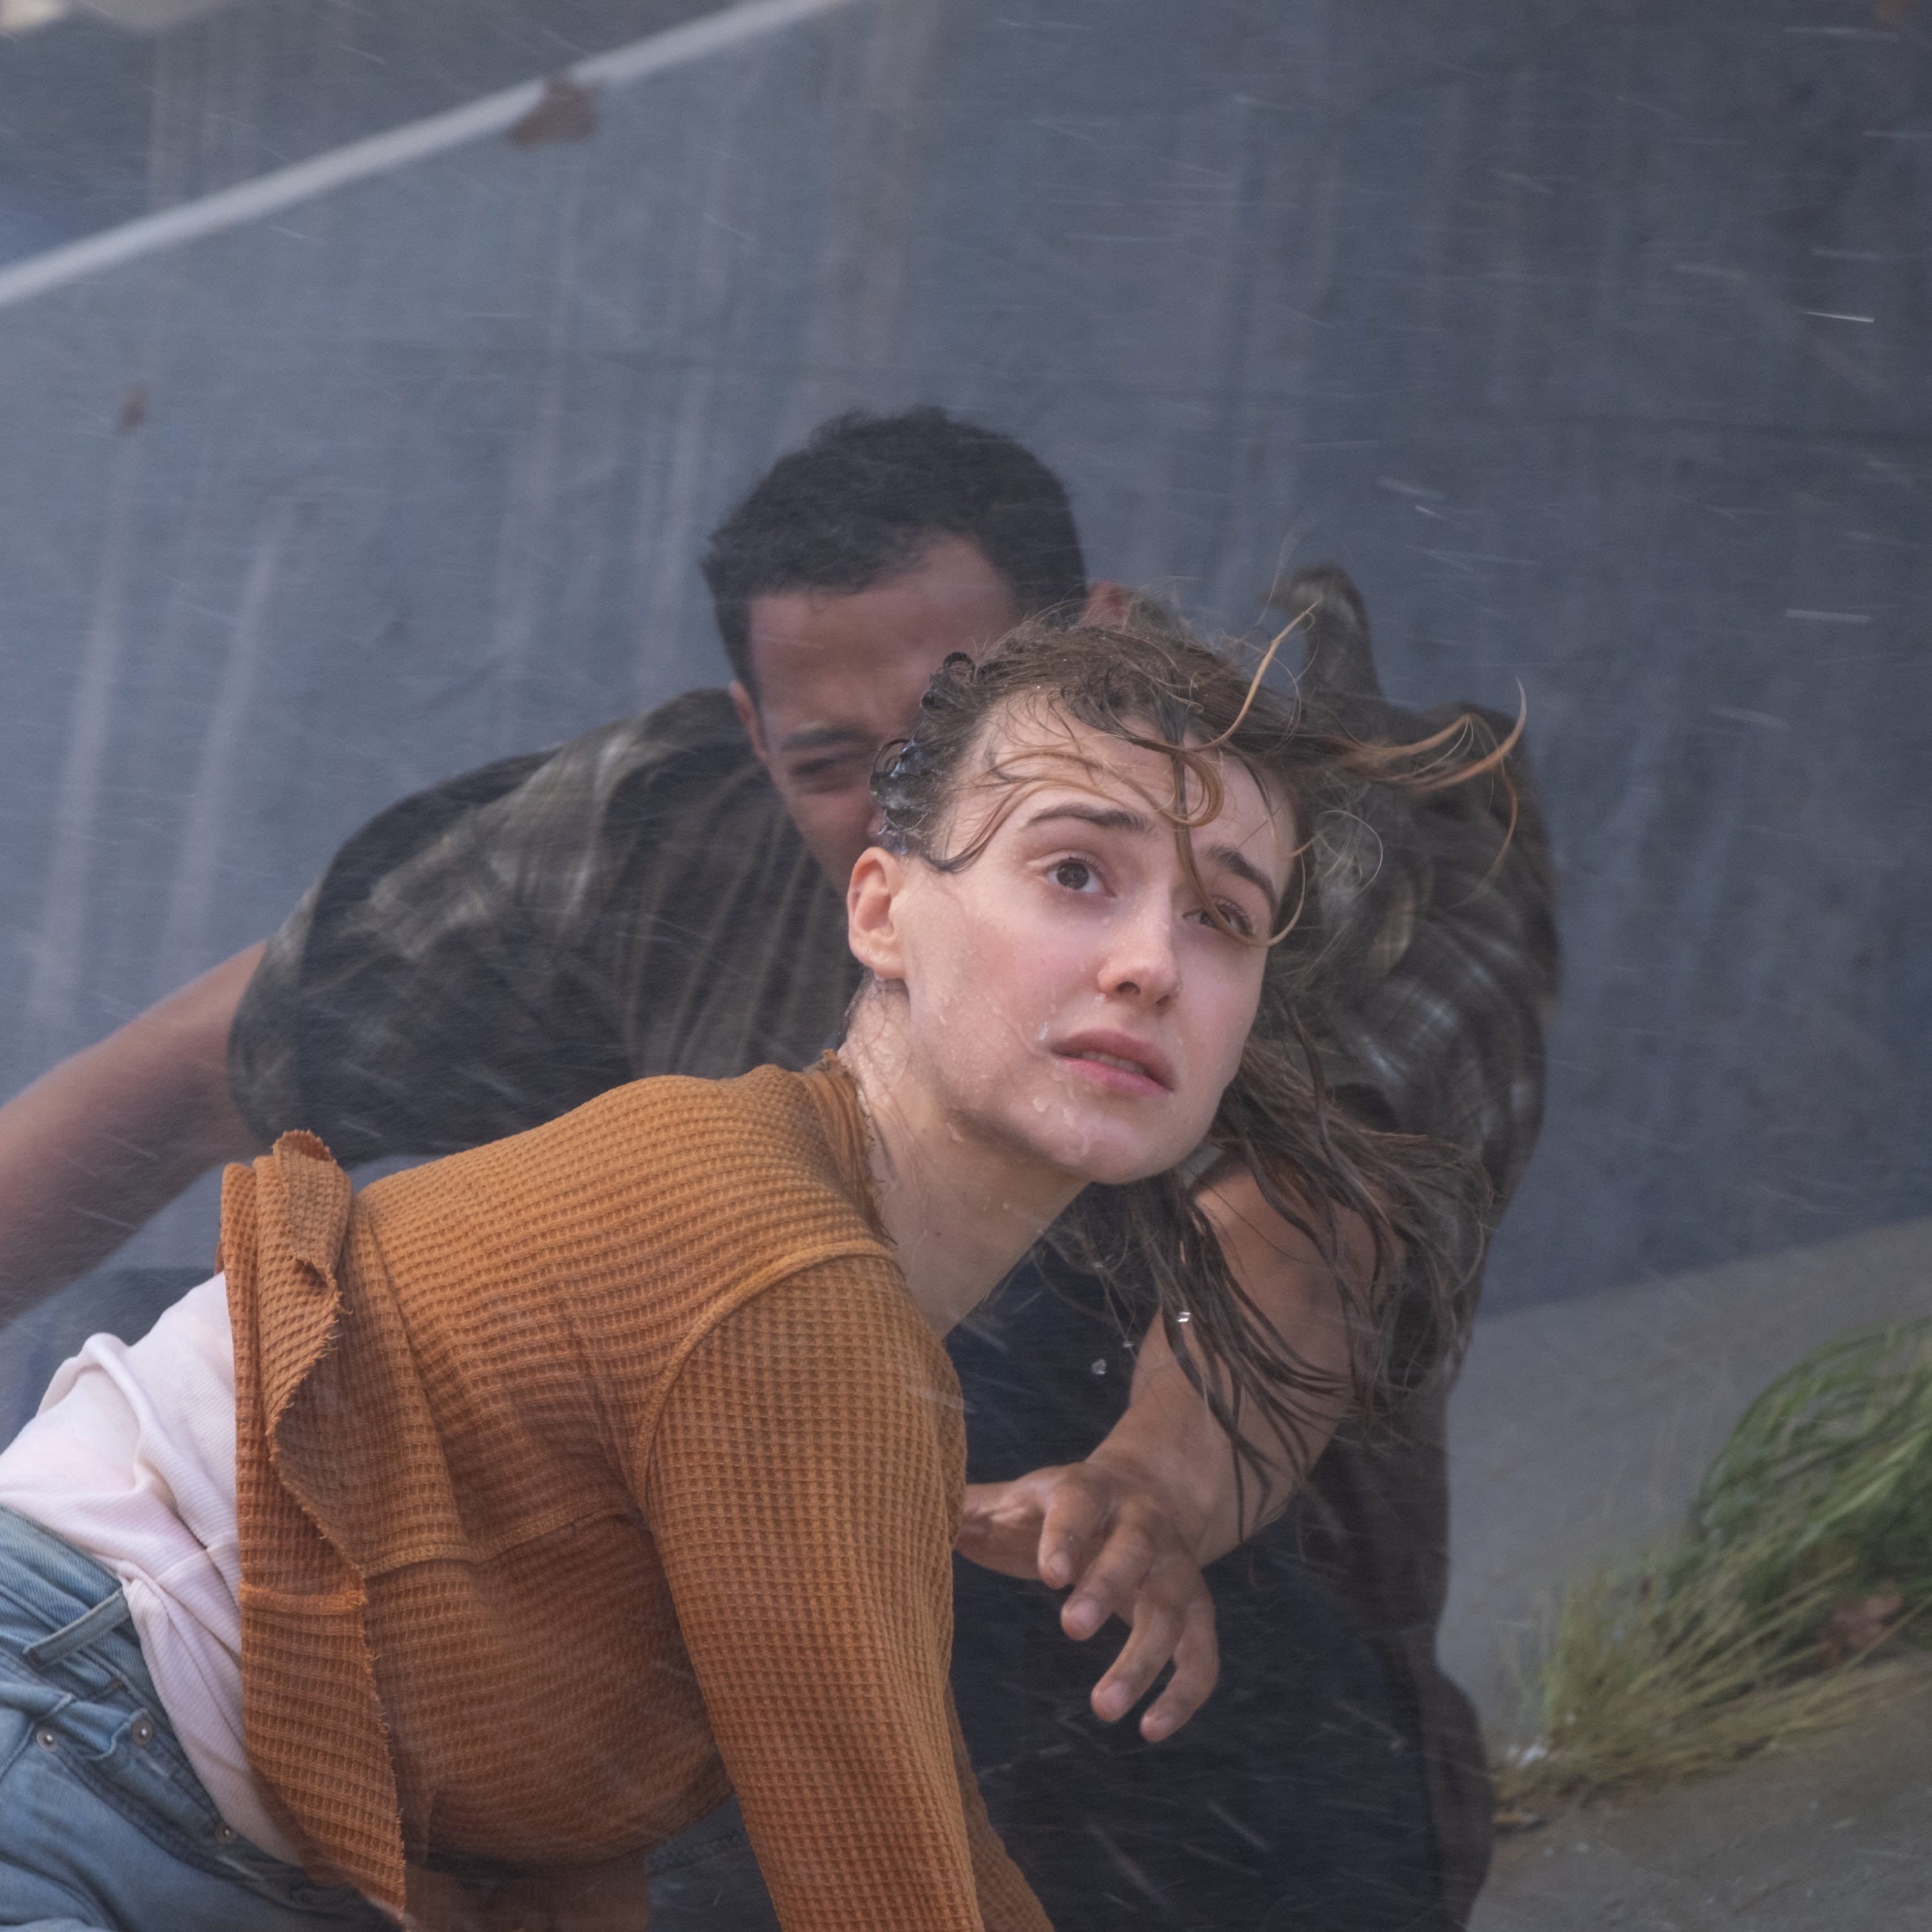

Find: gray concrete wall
0;0;1926;1307
0;0;723;261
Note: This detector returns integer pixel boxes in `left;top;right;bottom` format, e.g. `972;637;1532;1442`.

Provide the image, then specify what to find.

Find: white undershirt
0;1274;298;1864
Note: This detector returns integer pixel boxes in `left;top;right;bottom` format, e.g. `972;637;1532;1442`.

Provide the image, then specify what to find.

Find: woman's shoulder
547;1060;859;1186
365;1061;882;1278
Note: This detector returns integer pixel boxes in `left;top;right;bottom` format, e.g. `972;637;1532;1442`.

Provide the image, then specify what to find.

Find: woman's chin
1023;1124;1203;1191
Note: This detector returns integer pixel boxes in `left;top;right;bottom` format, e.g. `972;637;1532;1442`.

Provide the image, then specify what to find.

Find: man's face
730;535;1025;888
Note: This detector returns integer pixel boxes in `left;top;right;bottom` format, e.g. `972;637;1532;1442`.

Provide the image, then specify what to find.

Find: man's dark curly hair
701;407;1089;694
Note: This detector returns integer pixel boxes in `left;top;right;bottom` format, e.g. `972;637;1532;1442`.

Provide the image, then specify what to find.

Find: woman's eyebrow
1024;804;1281;900
1021;803;1151;836
1201;842;1281;904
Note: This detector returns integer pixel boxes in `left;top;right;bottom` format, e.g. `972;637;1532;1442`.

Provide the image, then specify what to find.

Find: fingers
1137;1584;1220;1739
1075;1546;1218;1736
1055;1492;1221;1739
960;1459;1224;1741
1056;1496;1156;1641
1034;1464;1115;1592
956;1470;1071;1581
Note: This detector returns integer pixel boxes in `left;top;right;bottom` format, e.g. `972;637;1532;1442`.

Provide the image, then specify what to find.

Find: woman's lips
1052;1034;1173;1097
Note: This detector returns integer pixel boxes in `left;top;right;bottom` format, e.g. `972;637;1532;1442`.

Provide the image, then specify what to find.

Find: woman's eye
1192;900;1255;937
1050;859;1097;892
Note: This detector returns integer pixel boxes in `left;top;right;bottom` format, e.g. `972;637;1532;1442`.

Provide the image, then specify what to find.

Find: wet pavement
1473;1664;1932;1931
1450;1220;1932;1929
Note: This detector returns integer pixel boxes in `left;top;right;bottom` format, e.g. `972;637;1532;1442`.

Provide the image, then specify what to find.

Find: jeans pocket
70;1703;232;1875
0;1674;75;1782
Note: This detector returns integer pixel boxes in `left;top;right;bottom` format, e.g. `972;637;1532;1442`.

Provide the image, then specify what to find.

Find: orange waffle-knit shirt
218;1057;1050;1932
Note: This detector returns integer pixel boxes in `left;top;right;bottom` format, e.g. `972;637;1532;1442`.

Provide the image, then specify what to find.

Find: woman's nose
1102;902;1181;1005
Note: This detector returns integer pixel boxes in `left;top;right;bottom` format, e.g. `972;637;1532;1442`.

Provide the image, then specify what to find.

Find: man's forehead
757;644;940;750
746;536;1021;690
773;721;876;756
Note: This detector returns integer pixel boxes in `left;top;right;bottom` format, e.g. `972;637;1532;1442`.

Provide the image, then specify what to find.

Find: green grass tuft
1495;1316;1932;1808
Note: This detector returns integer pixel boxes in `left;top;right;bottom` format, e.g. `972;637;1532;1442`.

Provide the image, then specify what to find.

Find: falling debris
507;76;599;150
1816;1589;1904;1669
1492;1806;1547;1835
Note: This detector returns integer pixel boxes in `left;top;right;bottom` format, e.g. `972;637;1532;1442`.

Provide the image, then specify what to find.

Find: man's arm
955;1166;1361;1740
0;943;266;1321
0;700;798;1326
961;575;1557;1744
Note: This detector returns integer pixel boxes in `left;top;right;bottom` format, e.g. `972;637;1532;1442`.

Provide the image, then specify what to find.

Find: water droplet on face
1090;1358;1108;1376
1032;1096;1048;1112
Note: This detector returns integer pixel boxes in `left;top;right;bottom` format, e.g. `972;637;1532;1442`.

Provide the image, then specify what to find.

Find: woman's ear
848;847;910;982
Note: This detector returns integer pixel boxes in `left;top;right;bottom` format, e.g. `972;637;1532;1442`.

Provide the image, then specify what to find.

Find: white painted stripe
0;0;862;314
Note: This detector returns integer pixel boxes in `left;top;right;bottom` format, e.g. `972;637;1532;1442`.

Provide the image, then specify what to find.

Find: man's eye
1050;860;1097;892
788;758;867;793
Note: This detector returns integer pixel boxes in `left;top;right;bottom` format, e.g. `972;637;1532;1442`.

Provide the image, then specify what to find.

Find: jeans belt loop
22;1586;133;1671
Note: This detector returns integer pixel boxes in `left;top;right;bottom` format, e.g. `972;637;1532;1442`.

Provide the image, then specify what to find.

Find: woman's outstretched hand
956;1458;1220;1742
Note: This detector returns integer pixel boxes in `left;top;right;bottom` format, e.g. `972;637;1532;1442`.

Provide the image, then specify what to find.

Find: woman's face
853;705;1291;1189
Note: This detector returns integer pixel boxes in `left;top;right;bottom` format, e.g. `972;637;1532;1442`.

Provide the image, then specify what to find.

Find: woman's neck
838;1006;1081;1337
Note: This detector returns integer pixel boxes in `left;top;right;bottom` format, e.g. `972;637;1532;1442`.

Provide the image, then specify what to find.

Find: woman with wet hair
0;615;1486;1932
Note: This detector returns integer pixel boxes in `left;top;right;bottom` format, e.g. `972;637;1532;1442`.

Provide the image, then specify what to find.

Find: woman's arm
644;1258;1050;1932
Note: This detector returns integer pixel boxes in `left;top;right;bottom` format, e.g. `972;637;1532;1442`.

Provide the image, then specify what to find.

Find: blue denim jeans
0;1505;392;1931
